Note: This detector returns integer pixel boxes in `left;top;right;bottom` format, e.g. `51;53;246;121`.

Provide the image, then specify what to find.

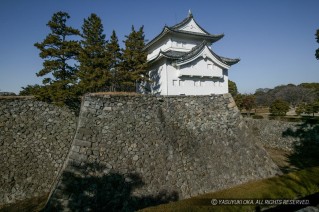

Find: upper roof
144;12;224;50
170;11;211;34
149;41;240;67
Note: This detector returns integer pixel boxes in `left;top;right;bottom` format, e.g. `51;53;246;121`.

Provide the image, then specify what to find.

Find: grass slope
141;166;319;212
0;194;48;212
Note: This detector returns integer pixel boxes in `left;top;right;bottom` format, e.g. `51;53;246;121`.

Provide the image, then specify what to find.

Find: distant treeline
254;83;319;107
232;83;319;116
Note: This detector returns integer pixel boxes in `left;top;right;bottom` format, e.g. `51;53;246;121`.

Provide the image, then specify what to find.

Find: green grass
140;166;319;212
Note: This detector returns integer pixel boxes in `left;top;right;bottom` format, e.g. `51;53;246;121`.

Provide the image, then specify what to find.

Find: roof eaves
168;28;224;42
207;47;240;66
144;27;170;51
161;50;187;59
148;50;185;64
147;52;163;64
219;56;240;66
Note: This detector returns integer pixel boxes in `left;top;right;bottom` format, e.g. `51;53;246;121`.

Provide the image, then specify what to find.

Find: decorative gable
178;19;206;34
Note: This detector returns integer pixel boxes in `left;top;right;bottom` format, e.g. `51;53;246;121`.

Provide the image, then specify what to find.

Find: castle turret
141;12;240;95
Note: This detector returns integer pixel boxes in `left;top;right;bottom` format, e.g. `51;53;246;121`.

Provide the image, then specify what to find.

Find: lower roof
149;41;240;67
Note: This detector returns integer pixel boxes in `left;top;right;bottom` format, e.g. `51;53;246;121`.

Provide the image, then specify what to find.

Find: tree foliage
296;101;319;117
316;29;319;60
77;13;110;94
22;12;149;106
296;103;306;116
228;80;238;97
118;26;148;91
106;30;122;91
235;94;256;116
270;99;290;116
274;85;314;107
255;88;272;107
300;82;319;99
308;101;319;116
33;11;80;105
19;84;41;96
254;83;318;107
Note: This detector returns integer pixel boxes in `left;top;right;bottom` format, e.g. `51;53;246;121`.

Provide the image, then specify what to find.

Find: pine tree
106;30;122;91
77;13;110;94
316;29;319;60
119;26;148;91
228;80;238;97
34;11;80;106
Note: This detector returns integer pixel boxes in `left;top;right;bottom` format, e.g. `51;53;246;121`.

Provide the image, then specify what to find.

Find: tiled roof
178;41;207;61
144;13;223;50
205;44;240;66
161;50;186;59
168;28;224;40
170;13;211;35
217;55;241;66
150;41;240;66
170;13;194;30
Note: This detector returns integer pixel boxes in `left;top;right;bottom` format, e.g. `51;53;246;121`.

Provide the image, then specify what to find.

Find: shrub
270;100;290;116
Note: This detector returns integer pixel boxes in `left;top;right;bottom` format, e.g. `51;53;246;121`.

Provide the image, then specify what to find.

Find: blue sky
1;0;318;94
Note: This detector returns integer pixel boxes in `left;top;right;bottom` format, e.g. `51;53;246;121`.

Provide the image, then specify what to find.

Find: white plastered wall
165;59;228;95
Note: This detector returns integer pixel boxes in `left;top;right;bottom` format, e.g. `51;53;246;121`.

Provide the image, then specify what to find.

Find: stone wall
48;94;280;210
0;97;76;207
244;119;299;151
0;95;284;211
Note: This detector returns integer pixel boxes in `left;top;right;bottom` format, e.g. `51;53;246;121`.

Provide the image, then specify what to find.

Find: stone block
74;139;91;147
227;101;236;109
69;151;88;161
71;145;80;153
223;93;232;99
103;107;112;111
132;155;139;161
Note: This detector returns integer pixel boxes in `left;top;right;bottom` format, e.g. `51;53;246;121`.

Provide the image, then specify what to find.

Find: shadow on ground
282;118;319;171
44;162;178;211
